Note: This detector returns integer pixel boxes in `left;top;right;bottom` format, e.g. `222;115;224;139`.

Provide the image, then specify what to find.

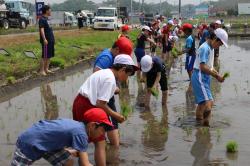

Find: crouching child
140;55;168;107
11;108;113;166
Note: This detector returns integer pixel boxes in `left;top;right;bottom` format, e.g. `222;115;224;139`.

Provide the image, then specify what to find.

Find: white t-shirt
193;42;214;70
78;69;116;105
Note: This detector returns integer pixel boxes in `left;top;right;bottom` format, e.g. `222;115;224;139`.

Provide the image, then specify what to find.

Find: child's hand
116;114;126;123
216;75;225;83
44;39;48;45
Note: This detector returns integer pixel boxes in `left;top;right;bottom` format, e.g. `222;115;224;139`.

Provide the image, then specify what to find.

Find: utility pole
160;0;162;15
179;0;181;18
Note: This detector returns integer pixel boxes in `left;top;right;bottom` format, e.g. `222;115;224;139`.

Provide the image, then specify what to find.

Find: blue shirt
194;42;213;70
185;35;196;56
39;16;55;43
199;29;210;46
94;49;114;69
17;119;88;160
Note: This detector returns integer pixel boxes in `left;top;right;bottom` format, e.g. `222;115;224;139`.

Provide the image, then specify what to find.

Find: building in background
238;0;250;15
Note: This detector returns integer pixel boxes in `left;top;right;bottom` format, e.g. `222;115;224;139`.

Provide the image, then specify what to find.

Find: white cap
168;20;174;25
169;36;179;42
140;55;153;72
114;54;139;70
214;28;228;48
142;25;152;32
215;20;222;25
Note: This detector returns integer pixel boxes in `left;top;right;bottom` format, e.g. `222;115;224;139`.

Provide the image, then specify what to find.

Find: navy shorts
134;48;145;63
162;41;172;53
185;54;196;71
42;42;55;59
107;96;118;130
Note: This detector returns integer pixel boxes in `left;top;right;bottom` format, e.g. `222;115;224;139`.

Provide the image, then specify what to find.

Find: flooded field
0;38;250;165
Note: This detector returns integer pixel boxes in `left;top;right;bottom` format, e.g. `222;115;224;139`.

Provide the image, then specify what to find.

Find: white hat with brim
142;25;152;32
214;28;228;48
215;20;222;25
140;55;153;72
168;20;174;25
114;54;139;71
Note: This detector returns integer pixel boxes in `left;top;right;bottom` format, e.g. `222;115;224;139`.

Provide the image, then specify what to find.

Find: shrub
6;76;16;84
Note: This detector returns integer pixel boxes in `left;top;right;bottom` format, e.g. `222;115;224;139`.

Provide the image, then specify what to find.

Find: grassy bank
0;29;139;85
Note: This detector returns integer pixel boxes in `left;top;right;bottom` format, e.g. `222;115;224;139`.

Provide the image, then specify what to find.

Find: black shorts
42;42;55;59
151;45;156;53
146;64;168;91
162;41;172;53
107;96;118;130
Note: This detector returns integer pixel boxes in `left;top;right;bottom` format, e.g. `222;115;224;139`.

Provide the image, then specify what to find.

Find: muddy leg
145;89;152;108
162;90;168;106
203;100;213;126
196;103;205;121
94;140;106;166
106;129;119;165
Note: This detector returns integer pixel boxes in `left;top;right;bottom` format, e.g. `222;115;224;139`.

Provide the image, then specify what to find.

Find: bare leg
203;100;213;126
107;129;119;147
196;104;205;120
39;58;46;76
94;140;106;166
63;158;74;166
145;89;151;108
162;90;168;106
45;59;53;73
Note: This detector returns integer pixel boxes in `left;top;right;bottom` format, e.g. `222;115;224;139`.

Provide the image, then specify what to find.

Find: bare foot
39;71;47;76
45;70;54;74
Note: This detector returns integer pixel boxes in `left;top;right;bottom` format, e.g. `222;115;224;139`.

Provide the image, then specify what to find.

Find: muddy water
1;38;250;165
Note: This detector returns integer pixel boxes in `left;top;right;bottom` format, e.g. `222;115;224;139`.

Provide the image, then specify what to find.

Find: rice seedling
120;102;133;119
150;88;159;99
226;140;238;153
223;72;230;79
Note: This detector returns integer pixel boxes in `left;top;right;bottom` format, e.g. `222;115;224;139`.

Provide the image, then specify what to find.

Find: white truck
50;11;77;26
93;7;122;30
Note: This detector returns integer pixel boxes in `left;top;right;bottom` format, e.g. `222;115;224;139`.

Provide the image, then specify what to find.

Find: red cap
115;37;133;56
121;24;130;32
181;23;193;31
83;108;113;130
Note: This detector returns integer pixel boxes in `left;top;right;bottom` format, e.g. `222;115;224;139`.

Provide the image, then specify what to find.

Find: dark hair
95;123;111;131
112;42;118;49
112;63;135;76
42;5;50;14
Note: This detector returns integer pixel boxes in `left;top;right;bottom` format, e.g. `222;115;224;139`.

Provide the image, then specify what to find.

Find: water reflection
191;128;212;166
40;84;59;120
141;106;169;153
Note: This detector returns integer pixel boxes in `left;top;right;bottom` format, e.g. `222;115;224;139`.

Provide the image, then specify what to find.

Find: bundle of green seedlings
171;47;181;58
223;72;230;79
120;102;133;119
226;140;238;153
150;88;159;99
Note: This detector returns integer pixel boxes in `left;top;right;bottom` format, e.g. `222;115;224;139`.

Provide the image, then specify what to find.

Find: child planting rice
140;55;168;107
191;28;228;126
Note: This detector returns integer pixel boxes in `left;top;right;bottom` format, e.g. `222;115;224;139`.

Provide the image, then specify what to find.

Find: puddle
0;38;250;165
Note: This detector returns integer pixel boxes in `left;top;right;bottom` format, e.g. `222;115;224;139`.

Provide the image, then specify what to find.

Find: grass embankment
0;29;139;85
0;25;78;35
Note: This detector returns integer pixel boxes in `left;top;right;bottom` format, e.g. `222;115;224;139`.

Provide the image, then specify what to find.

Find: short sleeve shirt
136;33;147;49
17;119;88;160
78;69;116;105
94;49;114;70
199;29;210;46
39;16;55;43
148;56;163;75
193;42;214;70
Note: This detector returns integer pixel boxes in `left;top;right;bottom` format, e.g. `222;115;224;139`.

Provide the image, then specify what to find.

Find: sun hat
114;54;139;71
142;25;152;32
181;23;193;30
215;20;222;25
168;20;174;25
83;108;113;131
121;24;130;31
140;55;153;72
115;37;133;56
214;28;228;48
169;36;179;42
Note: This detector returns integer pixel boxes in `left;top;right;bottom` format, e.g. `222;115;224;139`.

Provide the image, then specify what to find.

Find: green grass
120;102;133;119
226;140;238;153
0;29;132;85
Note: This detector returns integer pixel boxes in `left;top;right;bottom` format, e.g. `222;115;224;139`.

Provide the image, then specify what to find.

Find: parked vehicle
93;7;122;30
0;0;30;29
49;11;77;26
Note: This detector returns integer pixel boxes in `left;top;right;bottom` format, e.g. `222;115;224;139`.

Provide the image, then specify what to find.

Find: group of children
11;10;229;165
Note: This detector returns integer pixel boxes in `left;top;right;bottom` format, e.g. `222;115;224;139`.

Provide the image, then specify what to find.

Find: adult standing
39;5;55;76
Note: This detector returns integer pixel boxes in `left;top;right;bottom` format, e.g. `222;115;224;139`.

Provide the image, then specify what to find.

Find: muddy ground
0;38;250;165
